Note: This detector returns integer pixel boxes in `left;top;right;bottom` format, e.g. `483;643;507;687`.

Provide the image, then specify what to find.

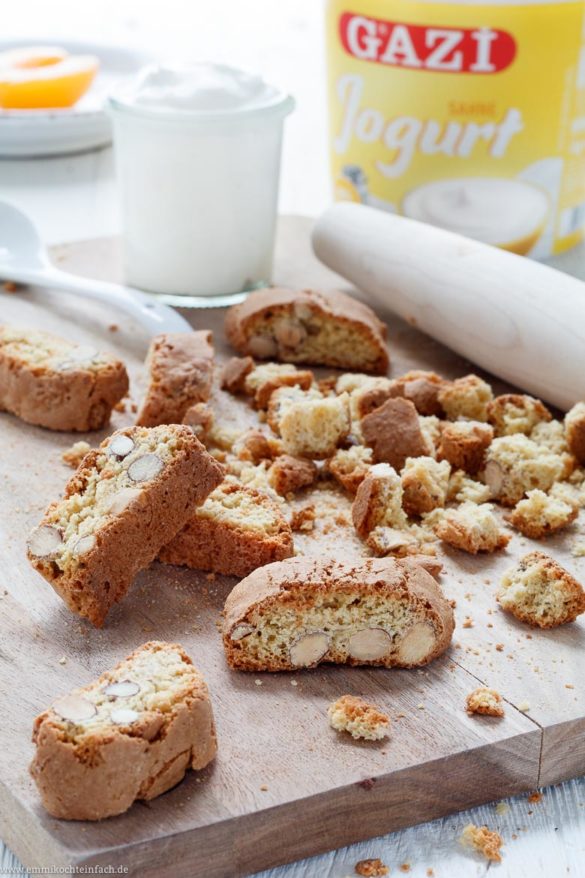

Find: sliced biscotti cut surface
27;424;224;626
30;641;216;821
497;551;585;628
225;287;389;374
159;482;293;577
136;331;214;427
0;325;128;431
222;556;454;672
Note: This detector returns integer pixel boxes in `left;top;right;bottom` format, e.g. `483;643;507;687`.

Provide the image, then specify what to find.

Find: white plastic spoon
0;201;191;334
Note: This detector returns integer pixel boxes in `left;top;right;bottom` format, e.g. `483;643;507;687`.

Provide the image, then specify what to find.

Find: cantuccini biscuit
136;331;214;427
225;287;389;374
30;641;216;820
159;482;293;577
0;325;128;431
27;425;224;626
222;556;454;672
498;551;585;628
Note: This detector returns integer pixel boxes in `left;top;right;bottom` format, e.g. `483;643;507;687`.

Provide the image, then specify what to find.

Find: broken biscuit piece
438;374;493;422
388;369;447;416
352;463;407;537
565;401;585;465
278;393;350;459
268;454;318;495
222;556;454;671
30;641;216;820
460;824;503;863
438;420;493;474
267;384;323;434
0;325;128;431
242;362;314;408
354;858;389;877
361;398;429;470
488;393;551;436
220;355;254;394
61;441;92;469
434;502;510;554
225;287;389;374
466;687;504;718
28;425;224;626
328;695;390;741
497;551;585;628
136;331;214;427
401;456;450;517
326;445;373;494
483;435;568;506
159;482;293;577
182;402;214;443
505;489;578;539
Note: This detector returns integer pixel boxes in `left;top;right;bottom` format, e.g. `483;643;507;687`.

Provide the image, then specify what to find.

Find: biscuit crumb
518;701;530;712
328;695;390;741
61;441;92;468
460;823;503;862
355;857;389;877
58;656;67;666
527;791;542;804
495;802;509;815
3;281;17;293
466;687;504;717
260;784;268;791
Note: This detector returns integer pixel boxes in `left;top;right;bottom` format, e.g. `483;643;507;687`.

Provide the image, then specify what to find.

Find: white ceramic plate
0;39;154;157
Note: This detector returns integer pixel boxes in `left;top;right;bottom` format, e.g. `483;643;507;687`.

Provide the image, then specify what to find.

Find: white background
1;2;584;877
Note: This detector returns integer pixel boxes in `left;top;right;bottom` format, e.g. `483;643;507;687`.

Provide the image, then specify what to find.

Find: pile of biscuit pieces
2;286;585;834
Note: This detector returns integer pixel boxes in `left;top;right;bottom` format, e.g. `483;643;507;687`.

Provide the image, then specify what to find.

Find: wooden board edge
44;728;543;878
538;717;585;788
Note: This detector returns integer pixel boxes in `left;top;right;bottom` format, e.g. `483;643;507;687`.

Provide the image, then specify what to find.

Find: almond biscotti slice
222;556;454;672
159;482;293;577
30;641;216;820
224;287;389;374
497;551;585;628
0;325;128;431
27;425;224;626
136;331;214;427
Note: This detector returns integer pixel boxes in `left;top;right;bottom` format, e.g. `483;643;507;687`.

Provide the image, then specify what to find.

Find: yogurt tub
326;0;585;258
108;64;294;302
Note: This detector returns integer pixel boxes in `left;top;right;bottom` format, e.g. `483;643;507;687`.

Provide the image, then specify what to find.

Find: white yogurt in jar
108;64;294;299
402;177;549;252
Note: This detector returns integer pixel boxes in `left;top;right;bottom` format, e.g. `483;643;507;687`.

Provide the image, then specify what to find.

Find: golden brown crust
438;421;494;474
224;287;389;374
222;556;455;671
220;355;254;393
30;641;216;820
136;332;214;427
28;426;224;627
159;484;293;577
0;327;128;432
361;398;428;469
388;370;447;416
268;454;317;495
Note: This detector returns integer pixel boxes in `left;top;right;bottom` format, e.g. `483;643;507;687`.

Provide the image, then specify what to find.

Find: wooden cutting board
0;217;583;878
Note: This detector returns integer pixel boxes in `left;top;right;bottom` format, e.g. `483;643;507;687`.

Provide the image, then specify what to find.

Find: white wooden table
1;1;584;875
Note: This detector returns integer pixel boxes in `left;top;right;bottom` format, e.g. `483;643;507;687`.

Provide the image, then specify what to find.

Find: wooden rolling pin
312;202;585;411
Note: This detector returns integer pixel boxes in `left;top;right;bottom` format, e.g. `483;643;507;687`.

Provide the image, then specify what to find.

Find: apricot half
0;46;99;109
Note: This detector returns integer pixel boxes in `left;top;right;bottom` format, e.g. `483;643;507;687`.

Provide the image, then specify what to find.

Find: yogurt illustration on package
326;0;585;258
109;64;294;299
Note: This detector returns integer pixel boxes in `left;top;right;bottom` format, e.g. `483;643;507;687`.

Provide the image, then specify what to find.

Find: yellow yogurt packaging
326;0;585;257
